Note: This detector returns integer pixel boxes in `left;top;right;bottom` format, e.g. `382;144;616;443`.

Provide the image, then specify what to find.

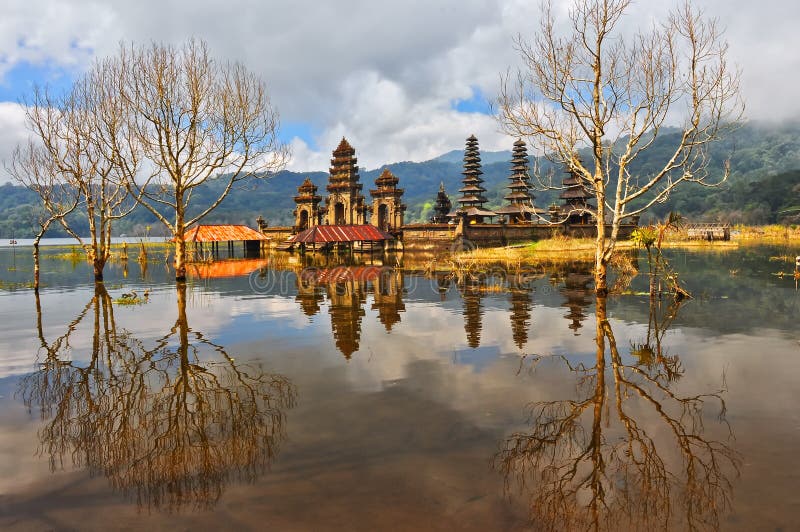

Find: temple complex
255;134;636;254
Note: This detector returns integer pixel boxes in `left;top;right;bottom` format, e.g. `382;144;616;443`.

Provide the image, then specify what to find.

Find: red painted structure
290;224;394;244
181;224;268;242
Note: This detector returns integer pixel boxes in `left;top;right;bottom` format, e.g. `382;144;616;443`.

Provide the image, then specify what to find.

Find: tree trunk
93;259;105;282
33;241;41;290
594;182;608;296
174;235;187;282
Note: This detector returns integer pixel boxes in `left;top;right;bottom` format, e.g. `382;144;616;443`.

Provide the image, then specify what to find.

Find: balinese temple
495;139;539;223
452;134;496;223
325;138;368;225
430;183;452;224
293;178;324;231
370;168;406;232
557;158;594;225
293;138;406;234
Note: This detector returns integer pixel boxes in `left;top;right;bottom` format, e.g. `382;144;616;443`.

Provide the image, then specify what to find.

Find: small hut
182;224;269;259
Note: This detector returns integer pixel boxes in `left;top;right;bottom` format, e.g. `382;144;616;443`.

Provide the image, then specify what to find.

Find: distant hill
1;121;799;238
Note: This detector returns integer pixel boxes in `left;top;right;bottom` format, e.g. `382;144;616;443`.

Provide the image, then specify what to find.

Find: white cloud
0;0;797;181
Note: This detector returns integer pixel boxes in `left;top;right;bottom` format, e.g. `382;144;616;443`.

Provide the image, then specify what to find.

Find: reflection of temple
372;269;405;331
461;285;484;348
508;281;533;349
292;266;407;359
296;271;325;316
560;269;593;334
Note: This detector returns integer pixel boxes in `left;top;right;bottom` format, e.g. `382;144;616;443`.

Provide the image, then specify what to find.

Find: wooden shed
181;224;269;259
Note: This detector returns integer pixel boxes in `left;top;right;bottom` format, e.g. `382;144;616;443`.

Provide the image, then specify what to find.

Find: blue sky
0;0;798;181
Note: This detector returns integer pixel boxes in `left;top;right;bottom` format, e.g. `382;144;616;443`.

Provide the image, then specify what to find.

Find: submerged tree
8;141;79;289
10;75;135;283
498;0;743;294
105;39;289;282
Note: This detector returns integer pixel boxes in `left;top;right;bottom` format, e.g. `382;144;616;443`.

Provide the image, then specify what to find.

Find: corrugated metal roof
182;224;268;242
291;224;394;244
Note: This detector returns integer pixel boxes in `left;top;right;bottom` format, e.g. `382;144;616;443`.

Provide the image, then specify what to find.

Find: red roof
181;224;268;242
291;225;394;244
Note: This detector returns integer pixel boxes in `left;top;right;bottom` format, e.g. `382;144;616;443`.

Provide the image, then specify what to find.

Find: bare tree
10;77;135;283
8;140;80;289
106;39;288;282
498;0;743;294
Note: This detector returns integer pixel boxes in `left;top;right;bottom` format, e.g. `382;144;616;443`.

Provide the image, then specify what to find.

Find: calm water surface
0;243;798;530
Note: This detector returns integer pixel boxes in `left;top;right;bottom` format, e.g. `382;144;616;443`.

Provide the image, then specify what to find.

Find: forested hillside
1;121;798;238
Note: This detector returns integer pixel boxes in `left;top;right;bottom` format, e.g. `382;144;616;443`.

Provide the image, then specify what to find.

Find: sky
0;0;798;183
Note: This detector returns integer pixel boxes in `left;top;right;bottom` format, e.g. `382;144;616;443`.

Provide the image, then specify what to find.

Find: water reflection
294;266;406;359
560;267;593;335
496;295;739;530
21;284;295;511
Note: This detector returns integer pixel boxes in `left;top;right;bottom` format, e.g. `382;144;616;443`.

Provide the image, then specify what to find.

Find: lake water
0;243;798;530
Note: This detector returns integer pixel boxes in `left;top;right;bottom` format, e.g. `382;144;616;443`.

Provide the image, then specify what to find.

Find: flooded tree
498;0;743;294
8;143;79;289
105;39;289;282
495;294;739;530
10;72;135;283
22;283;295;510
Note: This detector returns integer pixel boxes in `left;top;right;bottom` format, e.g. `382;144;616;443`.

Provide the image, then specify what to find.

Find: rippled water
0;243;798;530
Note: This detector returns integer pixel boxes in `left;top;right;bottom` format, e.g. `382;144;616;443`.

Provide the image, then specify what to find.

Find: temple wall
260;226;294;248
400;224;458;252
402;222;638;251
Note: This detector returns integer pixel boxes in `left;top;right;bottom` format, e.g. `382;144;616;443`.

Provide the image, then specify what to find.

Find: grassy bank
44;241;172;263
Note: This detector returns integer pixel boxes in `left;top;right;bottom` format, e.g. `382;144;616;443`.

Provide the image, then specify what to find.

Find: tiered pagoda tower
430;182;452;224
496;139;538;223
293;177;324;230
559;159;594;225
454;135;495;223
325;138;368;225
370;168;406;232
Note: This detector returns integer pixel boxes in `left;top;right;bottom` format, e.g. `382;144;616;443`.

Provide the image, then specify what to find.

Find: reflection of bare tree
496;295;738;531
21;283;295;511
